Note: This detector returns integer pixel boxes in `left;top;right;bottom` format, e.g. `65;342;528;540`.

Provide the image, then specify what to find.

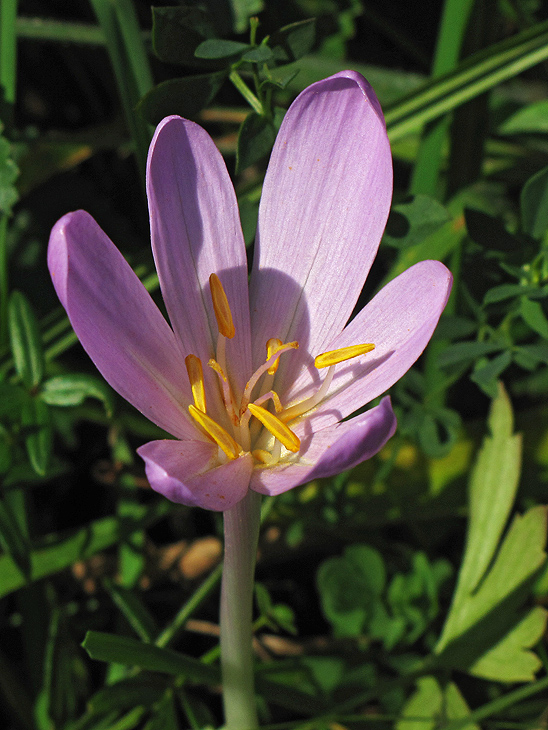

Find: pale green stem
220;488;262;730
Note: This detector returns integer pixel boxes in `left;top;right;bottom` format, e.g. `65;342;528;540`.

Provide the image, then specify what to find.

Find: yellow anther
210;273;235;339
252;449;275;465
247;403;300;453
189;405;240;460
315;343;375;369
266;338;283;374
185;354;206;413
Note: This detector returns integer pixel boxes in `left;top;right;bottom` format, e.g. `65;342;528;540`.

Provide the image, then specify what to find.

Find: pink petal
48;211;194;440
138;439;253;510
250;397;396;496
147;116;252;404
285;260;452;432
249;70;392;389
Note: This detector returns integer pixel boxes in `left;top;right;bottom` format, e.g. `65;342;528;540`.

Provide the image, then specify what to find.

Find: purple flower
48;71;452;511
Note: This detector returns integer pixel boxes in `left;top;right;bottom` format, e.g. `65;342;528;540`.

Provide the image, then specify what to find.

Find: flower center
185;273;375;467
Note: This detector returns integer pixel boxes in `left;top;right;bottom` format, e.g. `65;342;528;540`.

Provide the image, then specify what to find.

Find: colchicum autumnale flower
48;71;452;511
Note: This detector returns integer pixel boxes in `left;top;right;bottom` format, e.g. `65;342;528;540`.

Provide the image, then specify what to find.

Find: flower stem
220;488;262;729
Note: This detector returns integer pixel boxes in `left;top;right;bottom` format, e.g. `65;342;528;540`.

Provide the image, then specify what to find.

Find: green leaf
8;290;44;388
270;19;316;65
40;374;113;416
229;0;263;34
383;195;449;250
236;111;276;172
470;351;512;397
382;214;464;287
0;500;170;599
143;691;178;730
469;606;546;681
396;677;480;730
435;389;547;681
151;6;215;66
88;676;167;714
385;20;548;142
0;496;31;579
499;99;548;135
82;631;219;685
242;45;273;63
317;544;385;638
521;165;548;239
0;133;19;215
483;283;541;305
194;39;249;60
105;580;158;642
138;72;227;126
439;384;521;612
437;340;502;367
520;297;548;339
22;395;51;476
89;0;153;180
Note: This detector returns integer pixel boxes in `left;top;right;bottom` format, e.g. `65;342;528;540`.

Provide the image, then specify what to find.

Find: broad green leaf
40;374;113;416
242;45;272;63
194;39;249;60
396;677;480;730
8;290;44;388
138;72;227;126
484;283;541;305
520;297;548;339
521;165;548;240
437;340;502;367
0;500;170;599
383;195;449;250
0;496;31;579
105;581;158;642
437;384;521;631
499;99;548;134
436;507;547;680
82;631;219;684
270;19;316;65
469;606;546;681
470;351;512;398
317;544;385;638
22;395;52;476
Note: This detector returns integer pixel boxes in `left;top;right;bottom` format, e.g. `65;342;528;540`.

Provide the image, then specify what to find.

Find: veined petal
250;397;396;496
138;439;253;511
285;260;452;432
48;211;194;440
147;116;252;403
250;70;392;387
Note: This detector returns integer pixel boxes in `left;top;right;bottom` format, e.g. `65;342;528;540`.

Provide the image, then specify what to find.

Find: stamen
254;389;283;413
266;338;283;375
189;405;241;460
185;354;206;413
280;364;336;424
210;273;235;339
247;403;300;453
315;343;375;369
252;449;275;465
241;341;298;415
208;359;239;425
